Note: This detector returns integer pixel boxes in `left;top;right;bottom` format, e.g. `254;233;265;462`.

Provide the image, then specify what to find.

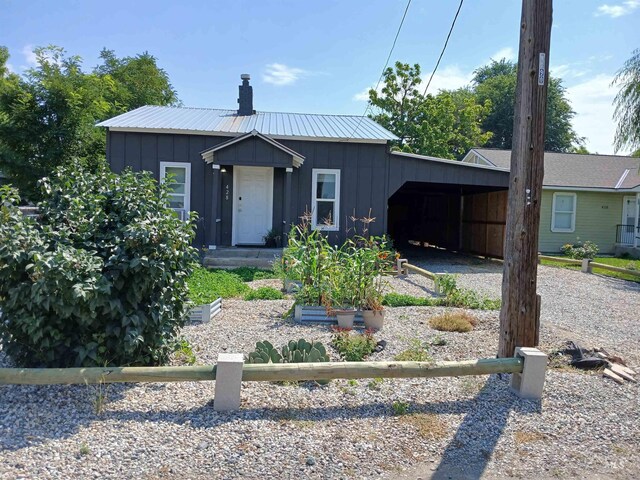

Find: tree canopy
472;59;582;152
369;61;491;159
369;59;584;159
612;49;640;153
0;46;178;199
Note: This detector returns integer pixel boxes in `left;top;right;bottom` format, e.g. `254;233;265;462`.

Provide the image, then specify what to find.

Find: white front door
233;166;273;245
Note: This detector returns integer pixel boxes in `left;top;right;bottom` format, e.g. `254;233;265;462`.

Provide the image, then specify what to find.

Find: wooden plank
609;364;637;382
0;358;524;385
539;255;582;265
603;368;625;384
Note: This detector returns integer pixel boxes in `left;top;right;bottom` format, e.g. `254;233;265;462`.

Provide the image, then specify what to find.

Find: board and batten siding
538;190;626;254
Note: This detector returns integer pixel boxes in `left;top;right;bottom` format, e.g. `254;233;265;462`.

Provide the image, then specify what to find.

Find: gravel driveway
1;253;639;479
403;248;640;364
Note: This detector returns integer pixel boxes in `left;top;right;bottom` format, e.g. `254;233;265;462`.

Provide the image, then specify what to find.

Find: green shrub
244;286;284;300
331;329;377;361
561;240;599;259
383;293;433;307
0;165;198;368
187;268;250;303
429;311;478;333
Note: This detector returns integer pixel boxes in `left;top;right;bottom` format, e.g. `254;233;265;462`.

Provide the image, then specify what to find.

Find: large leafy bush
0;164;198;367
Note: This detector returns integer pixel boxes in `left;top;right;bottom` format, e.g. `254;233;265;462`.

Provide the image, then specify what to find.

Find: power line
422;0;464;97
344;0;413;141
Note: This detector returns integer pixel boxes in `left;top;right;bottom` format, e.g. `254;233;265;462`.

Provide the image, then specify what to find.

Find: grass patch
188;267;250;304
429;311;478;332
226;267;278;282
383;276;500;310
244;286;284;300
383;293;433;307
399;413;448;439
541;255;640;283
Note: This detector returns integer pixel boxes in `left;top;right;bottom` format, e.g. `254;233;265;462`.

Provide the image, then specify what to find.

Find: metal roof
467;148;640;190
96;105;398;143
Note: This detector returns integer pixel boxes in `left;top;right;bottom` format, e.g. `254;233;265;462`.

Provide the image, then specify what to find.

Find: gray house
98;75;510;257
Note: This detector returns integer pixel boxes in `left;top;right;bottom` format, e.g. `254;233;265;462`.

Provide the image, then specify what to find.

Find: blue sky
1;0;638;154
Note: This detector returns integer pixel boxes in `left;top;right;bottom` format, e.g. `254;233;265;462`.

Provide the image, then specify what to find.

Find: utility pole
498;0;552;358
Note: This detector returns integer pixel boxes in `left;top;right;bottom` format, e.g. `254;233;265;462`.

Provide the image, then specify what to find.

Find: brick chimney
237;74;254;116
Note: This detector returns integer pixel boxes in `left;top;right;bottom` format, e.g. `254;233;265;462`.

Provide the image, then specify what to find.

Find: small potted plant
263;228;282;248
361;279;385;331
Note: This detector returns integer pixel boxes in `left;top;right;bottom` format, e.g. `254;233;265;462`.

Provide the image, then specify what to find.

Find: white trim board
551;192;577;233
106;127;389;144
160;161;191;216
311;168;341;232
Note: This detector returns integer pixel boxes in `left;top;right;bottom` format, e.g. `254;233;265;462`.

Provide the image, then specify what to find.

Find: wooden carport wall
387;152;510;258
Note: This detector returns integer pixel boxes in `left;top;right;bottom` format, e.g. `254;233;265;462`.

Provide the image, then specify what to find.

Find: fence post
214;353;244;411
581;258;592;274
510;347;547;400
396;258;407;276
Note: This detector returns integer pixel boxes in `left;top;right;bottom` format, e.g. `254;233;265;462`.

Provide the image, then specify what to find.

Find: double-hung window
551;192;576;232
160;161;191;220
311;168;340;231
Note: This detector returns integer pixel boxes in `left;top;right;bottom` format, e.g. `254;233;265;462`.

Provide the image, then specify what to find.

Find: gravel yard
1;252;639;479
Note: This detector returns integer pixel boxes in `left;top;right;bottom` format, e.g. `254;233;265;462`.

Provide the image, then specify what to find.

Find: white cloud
22;45;38;67
491;47;516;61
262;63;308;86
353;87;372;102
5;63;15;73
566;74;618;154
595;0;640;18
422;65;473;94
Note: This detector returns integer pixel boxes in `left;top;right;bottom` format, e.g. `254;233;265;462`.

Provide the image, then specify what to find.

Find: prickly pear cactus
246;338;329;364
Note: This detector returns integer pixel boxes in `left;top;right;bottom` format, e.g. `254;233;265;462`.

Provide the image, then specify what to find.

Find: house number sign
225;184;230;201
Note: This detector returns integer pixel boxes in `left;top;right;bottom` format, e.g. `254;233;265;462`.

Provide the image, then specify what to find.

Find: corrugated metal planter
294;305;364;326
189;298;222;323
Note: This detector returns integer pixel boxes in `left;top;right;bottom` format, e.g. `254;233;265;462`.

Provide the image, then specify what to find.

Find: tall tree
473;59;582;152
369;61;491;159
612;49;640;153
0;46;179;199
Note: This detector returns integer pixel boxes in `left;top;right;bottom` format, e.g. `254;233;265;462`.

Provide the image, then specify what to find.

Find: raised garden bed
293;305;364;325
189;297;222;323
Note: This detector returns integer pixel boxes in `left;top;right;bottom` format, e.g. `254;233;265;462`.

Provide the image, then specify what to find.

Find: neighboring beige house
462;148;640;255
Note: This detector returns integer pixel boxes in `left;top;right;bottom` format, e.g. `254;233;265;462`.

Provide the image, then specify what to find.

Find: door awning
200;130;305;168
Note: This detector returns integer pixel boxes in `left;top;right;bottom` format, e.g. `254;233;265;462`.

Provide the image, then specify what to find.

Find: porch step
203;248;282;270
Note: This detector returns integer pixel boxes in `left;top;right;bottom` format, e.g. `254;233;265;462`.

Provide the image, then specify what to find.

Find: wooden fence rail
0;357;523;386
539;254;640;277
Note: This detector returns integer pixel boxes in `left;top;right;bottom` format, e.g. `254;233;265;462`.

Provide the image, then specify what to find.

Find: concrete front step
203;248;282;269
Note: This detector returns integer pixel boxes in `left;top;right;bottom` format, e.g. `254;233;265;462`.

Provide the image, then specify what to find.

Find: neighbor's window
551;192;576;232
311;168;340;231
160;161;191;219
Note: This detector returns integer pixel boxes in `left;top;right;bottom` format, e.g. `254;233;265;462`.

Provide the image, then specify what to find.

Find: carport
386;152;510;258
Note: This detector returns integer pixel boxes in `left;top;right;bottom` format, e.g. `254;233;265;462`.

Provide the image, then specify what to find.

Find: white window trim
160;161;191;217
551;192;576;233
311;168;340;231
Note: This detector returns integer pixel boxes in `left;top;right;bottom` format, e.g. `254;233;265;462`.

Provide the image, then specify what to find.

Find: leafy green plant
368;377;384;390
561;240;599;259
429;311;478;333
246;339;330;364
263;227;282;248
430;335;447;346
395;338;432;362
188;268;250;304
331;329;377;361
79;443;91;456
227;267;277;282
392;401;410;416
244;286;284;301
0;165;198;368
173;338;196;365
